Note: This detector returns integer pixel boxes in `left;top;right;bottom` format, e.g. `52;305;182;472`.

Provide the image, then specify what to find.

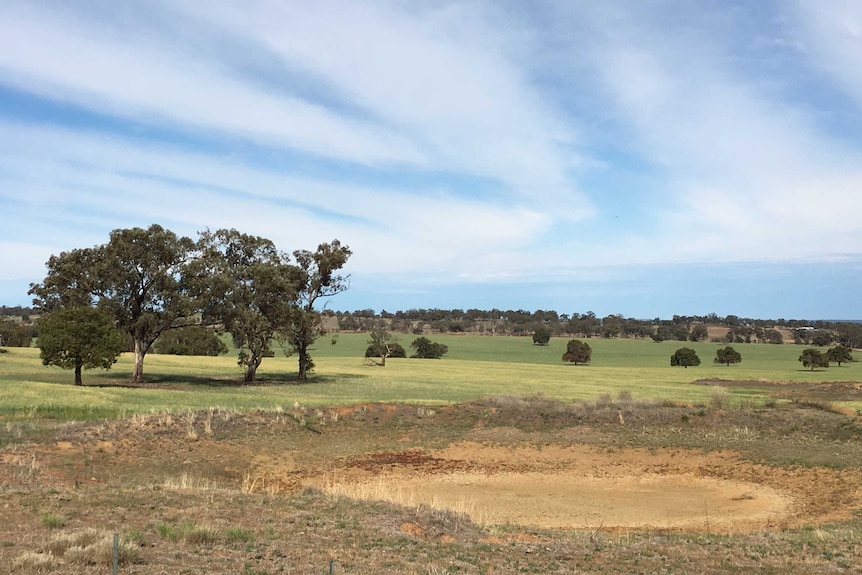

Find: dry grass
16;529;143;571
11;552;59;574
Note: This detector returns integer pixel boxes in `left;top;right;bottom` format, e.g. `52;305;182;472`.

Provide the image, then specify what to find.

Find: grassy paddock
1;336;860;419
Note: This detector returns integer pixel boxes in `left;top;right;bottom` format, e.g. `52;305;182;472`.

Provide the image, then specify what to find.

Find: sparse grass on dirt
2;391;862;573
2;337;862;573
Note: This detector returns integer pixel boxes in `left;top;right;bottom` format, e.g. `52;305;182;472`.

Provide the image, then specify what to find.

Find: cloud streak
1;1;861;316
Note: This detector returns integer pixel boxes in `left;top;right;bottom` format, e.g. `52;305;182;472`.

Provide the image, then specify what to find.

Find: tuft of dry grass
11;551;59;574
37;529;142;568
710;387;731;410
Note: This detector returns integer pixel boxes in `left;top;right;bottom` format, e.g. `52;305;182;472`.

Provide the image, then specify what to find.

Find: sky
2;1;862;320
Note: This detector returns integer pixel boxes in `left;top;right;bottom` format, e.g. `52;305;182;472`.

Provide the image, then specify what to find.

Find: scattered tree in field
0;319;33;347
714;346;742;366
532;326;551;346
826;345;853;367
689;324;709;342
195;229;297;382
153;326;228;356
562;339;592;364
670;347;701;368
411;336;448;359
37;306;127;385
763;329;784;344
29;224;198;384
282;241;352;380
365;329;405;366
798;348;829;371
810;330;834;347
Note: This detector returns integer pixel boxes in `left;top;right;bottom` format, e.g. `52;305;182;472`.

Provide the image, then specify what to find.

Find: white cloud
545;2;862;264
1;1;861;312
0;2;423;166
0;120;551;279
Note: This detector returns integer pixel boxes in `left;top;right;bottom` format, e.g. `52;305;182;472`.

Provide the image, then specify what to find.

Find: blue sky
2;1;862;319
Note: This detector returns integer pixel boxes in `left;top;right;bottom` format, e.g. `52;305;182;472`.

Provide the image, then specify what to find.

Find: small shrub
155;523;179;541
40;513;65;529
225;527;255;543
125;529;145;545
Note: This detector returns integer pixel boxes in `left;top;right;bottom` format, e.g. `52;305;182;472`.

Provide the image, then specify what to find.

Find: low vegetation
3;323;862;573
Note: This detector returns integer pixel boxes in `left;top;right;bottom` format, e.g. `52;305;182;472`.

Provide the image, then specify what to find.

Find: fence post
112;533;119;575
329;558;335;575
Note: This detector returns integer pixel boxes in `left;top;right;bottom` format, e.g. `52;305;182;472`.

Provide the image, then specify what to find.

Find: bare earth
311;440;861;534
3;399;862;573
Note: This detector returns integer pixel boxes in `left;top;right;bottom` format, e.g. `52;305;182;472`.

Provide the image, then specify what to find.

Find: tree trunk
133;339;146;384
297;342;308;381
244;351;261;382
74;363;82;386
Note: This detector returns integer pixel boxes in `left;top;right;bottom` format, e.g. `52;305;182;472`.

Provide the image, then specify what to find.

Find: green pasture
2;336;860;419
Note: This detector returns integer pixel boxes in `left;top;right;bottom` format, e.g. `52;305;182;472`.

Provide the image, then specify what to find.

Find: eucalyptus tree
670;347;700;368
825;344;853;367
562;339;592;364
714;346;742;366
282;240;351;381
799;348;829;371
30;224;199;384
195;229;298;382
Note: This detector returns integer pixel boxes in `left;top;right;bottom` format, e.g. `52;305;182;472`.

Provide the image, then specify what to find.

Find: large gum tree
30;224;198;384
194;229;298;382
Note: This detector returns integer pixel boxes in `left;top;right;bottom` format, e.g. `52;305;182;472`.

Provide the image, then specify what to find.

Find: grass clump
710;387;731;410
225;527;255;543
39;529;141;567
155;521;220;545
183;525;219;545
11;551;58;573
39;512;65;529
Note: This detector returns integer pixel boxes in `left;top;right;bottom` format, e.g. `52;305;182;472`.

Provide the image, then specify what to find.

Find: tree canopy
798;348;829;371
670;347;700;368
37;306;127;385
282;240;352;380
714;346;742;366
365;329;405;366
195;229;297;382
30;224;198;383
532;326;551;346
562;339;592;364
410;336;448;359
825;345;853;367
31;225;351;384
153;326;228;357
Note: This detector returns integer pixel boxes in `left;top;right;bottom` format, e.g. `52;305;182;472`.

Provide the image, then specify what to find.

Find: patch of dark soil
348;450;470;474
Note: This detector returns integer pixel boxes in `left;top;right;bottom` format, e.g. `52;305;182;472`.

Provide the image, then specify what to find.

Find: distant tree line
329;309;862;348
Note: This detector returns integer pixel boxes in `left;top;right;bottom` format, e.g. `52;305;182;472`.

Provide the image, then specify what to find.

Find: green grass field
2;335;860;419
